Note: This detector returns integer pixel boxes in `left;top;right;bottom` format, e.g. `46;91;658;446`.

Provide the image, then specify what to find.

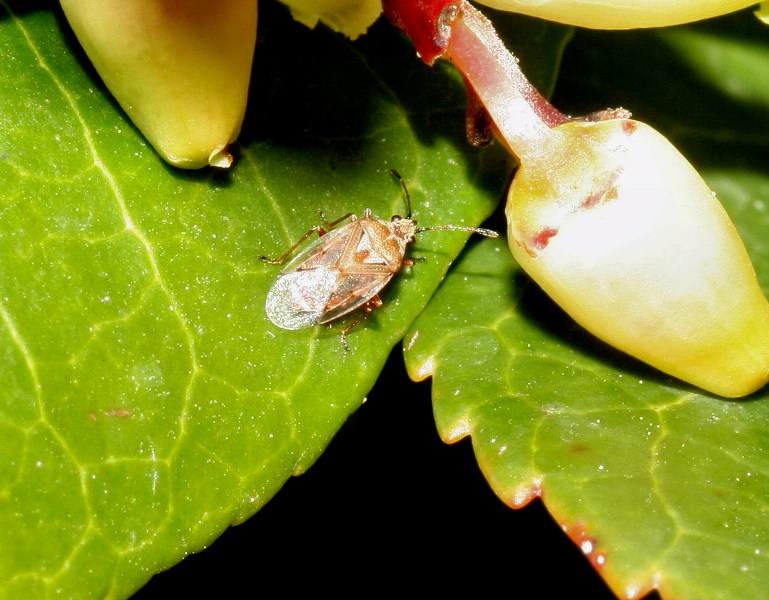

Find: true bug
261;170;498;349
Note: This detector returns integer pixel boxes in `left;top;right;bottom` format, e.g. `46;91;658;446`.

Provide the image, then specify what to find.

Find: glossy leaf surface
0;1;567;596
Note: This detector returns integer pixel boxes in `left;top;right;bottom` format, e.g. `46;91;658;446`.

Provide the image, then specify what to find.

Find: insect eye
391;214;402;222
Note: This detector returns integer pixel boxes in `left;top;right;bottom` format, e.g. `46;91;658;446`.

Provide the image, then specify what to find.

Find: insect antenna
390;168;413;218
390;169;498;238
416;224;499;238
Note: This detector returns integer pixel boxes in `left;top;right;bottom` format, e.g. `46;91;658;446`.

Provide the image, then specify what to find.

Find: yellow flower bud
506;117;769;397
475;0;759;29
61;0;257;169
280;0;382;38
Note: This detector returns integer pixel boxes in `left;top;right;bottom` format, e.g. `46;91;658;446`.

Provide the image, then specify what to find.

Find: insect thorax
389;217;418;248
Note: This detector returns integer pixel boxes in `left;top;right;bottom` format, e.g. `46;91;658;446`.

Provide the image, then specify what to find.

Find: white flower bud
506;118;769;397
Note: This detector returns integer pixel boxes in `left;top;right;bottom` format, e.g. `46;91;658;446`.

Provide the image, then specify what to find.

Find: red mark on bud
622;120;638;134
578;173;620;210
529;226;559;254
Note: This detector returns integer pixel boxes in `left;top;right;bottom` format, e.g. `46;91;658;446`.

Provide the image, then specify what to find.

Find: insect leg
320;211;355;230
259;225;327;264
260;212;358;264
339;295;384;351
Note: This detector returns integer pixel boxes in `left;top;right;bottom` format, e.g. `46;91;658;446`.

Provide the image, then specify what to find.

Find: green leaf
0;1;570;596
405;8;769;599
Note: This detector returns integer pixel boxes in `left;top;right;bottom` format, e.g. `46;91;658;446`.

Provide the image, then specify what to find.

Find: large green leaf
0;1;573;597
406;8;769;600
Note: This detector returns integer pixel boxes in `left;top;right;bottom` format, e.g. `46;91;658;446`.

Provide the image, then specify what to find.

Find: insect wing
279;224;353;274
317;271;394;324
264;215;408;331
264;224;353;330
317;218;404;324
265;267;340;330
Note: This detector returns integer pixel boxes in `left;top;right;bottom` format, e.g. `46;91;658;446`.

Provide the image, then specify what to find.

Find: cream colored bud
280;0;382;39
60;0;257;169
506;118;769;397
475;0;758;29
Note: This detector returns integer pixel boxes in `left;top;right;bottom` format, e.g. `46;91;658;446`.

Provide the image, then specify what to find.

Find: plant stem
384;0;570;162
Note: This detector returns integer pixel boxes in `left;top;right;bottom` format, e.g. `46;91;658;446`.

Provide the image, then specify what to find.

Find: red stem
383;0;571;161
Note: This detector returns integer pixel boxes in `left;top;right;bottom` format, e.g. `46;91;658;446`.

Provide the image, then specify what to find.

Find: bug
261;170;498;349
